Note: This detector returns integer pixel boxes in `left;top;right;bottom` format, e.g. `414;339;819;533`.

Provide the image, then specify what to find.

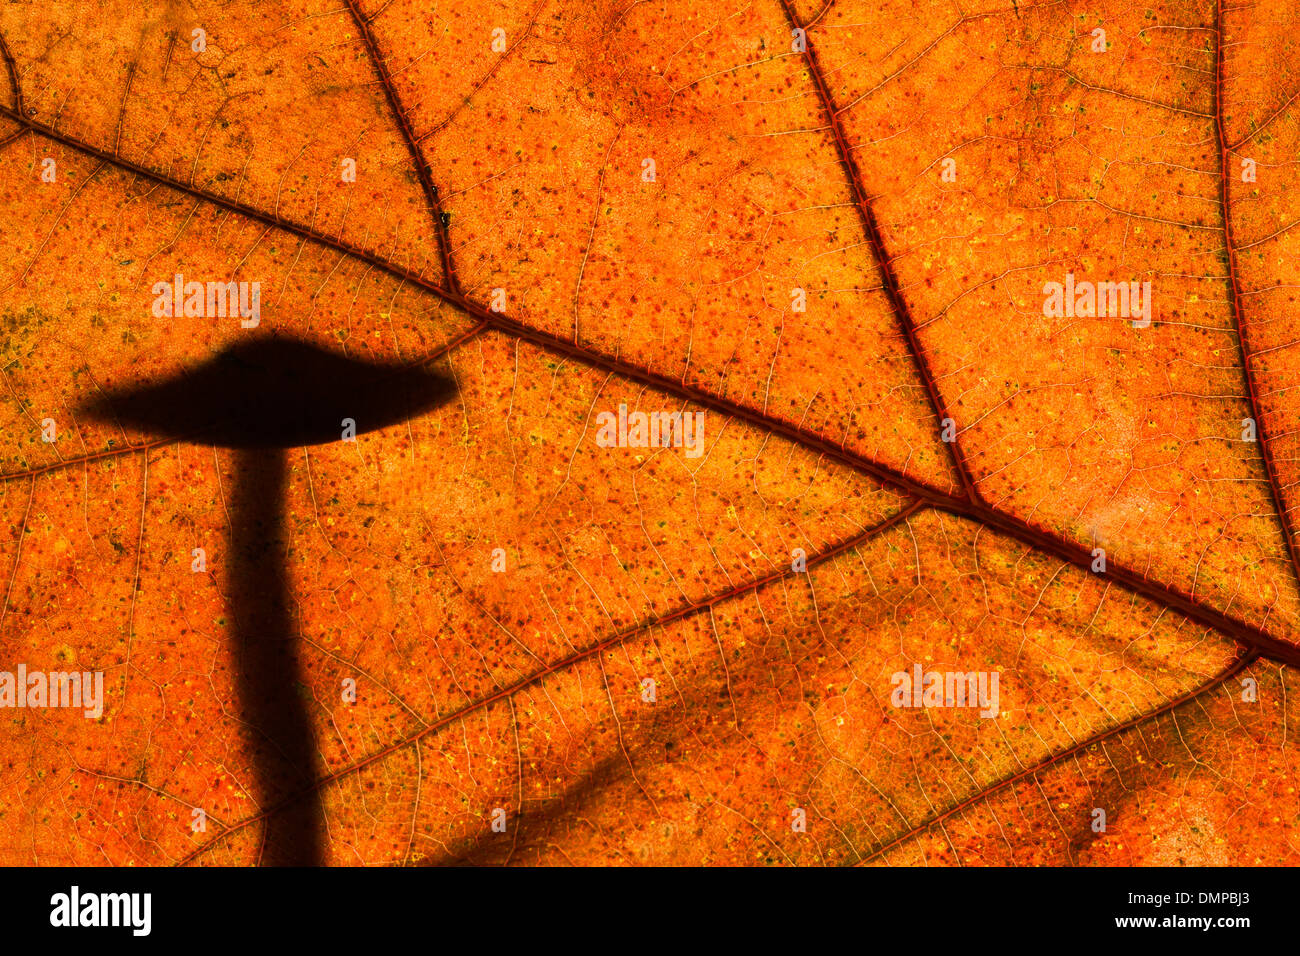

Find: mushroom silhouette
79;337;458;866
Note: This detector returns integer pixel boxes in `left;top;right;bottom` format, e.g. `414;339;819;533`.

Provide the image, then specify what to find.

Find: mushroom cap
79;337;458;448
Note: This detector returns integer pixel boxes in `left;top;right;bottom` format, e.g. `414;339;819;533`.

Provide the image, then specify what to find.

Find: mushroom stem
229;448;321;866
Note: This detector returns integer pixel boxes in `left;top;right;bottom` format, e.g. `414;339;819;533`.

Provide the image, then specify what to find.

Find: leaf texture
0;0;1298;865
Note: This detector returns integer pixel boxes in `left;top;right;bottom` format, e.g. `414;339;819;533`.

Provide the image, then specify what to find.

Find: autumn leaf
0;0;1298;866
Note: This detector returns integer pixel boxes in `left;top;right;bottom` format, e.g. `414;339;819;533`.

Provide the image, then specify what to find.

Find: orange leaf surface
0;0;1298;866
